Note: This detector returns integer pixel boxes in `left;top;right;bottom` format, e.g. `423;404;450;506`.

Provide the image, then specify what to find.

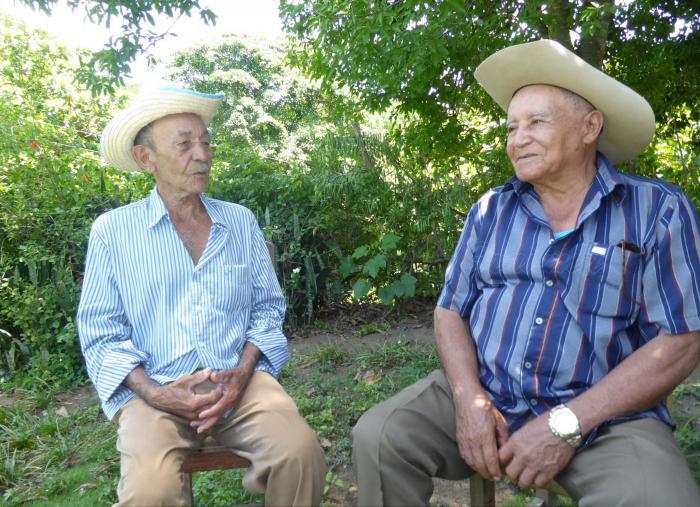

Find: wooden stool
181;445;250;503
469;474;570;507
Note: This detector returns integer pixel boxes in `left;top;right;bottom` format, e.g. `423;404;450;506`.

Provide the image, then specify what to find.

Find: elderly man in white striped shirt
77;86;325;506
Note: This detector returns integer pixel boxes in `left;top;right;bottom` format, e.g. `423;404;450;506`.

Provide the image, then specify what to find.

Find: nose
508;124;531;151
192;141;212;161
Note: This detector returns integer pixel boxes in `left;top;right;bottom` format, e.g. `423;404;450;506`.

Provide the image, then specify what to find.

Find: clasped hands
456;394;577;490
146;367;251;433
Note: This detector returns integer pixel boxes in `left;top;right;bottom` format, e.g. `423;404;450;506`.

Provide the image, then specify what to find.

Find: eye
177;140;191;147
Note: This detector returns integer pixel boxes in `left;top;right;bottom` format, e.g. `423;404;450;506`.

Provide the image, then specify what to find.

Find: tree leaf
362;254;386;278
352;278;371;299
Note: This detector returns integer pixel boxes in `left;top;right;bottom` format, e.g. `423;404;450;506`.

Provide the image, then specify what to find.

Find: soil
4;299;698;506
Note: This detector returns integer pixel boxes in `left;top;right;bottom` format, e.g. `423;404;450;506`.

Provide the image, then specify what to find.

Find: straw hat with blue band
100;86;225;172
473;39;655;164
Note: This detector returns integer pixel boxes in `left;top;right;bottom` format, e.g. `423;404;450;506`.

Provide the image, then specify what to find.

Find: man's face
146;112;213;199
506;85;592;187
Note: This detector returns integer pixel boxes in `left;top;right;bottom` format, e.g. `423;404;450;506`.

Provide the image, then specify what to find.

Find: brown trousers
352;369;700;507
114;371;326;506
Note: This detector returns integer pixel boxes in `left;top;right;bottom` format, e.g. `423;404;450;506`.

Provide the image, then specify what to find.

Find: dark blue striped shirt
77;188;287;420
438;153;700;437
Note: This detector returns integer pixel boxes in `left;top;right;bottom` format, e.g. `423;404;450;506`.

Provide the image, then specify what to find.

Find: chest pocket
563;242;643;321
213;264;251;311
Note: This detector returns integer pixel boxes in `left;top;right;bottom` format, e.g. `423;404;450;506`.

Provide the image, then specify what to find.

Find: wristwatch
548;404;583;449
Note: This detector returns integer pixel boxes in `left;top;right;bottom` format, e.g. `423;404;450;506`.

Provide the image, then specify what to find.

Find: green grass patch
1;343;697;506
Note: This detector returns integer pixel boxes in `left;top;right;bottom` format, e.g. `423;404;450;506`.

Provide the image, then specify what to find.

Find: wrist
548;404;583;449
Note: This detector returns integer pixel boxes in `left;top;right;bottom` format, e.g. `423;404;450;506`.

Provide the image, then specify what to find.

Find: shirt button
535;317;544;325
524;361;532;369
545;280;554;287
530;399;538;406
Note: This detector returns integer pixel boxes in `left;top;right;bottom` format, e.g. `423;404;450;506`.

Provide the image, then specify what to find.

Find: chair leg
469;474;496;507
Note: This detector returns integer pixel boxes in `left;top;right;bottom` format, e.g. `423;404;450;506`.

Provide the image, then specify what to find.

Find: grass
0;338;697;506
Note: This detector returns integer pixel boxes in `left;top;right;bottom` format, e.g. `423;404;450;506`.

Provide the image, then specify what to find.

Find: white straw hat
474;39;655;164
100;86;225;171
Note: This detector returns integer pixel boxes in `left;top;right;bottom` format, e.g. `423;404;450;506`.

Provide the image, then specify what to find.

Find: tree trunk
547;0;574;50
351;121;375;171
578;0;614;69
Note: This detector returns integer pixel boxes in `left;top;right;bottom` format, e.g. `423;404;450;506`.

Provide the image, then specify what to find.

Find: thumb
190;368;212;383
494;412;510;446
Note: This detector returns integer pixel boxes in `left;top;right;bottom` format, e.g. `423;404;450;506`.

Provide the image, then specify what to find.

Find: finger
498;440;514;465
198;396;230;420
534;472;552;489
188;368;213;385
505;456;525;484
495;416;510;447
192;386;223;408
481;438;502;480
518;467;537;490
194;416;220;434
466;445;491;480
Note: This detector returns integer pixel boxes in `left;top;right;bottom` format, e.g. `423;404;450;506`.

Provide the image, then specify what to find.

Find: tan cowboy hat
100;86;225;171
474;39;655;164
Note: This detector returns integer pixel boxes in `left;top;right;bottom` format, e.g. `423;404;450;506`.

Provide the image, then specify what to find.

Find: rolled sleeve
640;193;700;337
245;221;288;377
76;226;148;405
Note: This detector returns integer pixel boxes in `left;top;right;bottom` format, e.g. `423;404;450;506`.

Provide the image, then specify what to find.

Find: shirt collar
146;187;227;229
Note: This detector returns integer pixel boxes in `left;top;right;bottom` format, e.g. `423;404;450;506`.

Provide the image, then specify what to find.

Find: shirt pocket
563;242;643;321
219;264;251;311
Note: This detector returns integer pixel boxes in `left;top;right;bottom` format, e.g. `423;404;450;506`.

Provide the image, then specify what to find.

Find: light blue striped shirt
438;153;700;442
77;188;287;420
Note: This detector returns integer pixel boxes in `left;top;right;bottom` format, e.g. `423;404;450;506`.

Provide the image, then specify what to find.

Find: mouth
516;154;539;162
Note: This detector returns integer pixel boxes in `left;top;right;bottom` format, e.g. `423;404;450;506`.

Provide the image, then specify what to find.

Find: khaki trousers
352;369;699;507
114;371;326;507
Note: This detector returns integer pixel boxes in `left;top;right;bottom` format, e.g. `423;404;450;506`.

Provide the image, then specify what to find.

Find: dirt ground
3;299;698;506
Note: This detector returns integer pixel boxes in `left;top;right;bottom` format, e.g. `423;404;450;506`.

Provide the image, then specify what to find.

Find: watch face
553;410;578;435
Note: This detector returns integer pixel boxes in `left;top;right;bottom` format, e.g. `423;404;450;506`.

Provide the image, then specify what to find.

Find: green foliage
280;0;700;170
342;234;417;305
0;15;151;384
18;0;218;94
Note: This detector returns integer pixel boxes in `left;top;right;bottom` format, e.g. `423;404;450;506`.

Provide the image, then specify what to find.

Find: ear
132;145;156;174
582;110;604;145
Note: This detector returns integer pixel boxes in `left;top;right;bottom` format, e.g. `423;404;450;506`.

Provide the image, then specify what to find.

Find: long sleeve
245;217;288;377
76;222;149;405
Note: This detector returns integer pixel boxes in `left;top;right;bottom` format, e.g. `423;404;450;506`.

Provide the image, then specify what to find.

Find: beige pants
114;371;326;506
352;369;700;507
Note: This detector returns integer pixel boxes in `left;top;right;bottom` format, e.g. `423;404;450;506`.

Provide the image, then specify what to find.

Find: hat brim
100;87;224;172
474;40;655;164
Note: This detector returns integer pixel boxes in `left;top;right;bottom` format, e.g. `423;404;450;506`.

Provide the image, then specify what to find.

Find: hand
190;367;253;433
147;368;223;420
498;412;576;489
455;393;510;480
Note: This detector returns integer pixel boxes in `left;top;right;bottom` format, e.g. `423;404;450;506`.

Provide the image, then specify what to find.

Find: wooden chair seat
182;445;250;473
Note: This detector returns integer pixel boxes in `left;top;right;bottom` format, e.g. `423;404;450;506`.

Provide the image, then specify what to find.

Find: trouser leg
352;369;473;507
557;417;700;507
114;396;199;507
212;371;326;507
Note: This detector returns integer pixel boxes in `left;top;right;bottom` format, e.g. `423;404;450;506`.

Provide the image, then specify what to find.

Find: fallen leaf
320;437;332;448
299;360;316;369
55;406;69;418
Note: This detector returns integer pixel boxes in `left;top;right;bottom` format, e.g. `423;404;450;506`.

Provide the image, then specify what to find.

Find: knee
352;402;415;460
118;460;189;506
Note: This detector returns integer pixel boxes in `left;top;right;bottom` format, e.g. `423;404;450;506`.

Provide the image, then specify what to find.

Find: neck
156;186;206;222
534;155;598;232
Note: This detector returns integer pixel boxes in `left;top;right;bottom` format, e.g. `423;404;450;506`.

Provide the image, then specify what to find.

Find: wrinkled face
506;85;593;187
146;112;213;198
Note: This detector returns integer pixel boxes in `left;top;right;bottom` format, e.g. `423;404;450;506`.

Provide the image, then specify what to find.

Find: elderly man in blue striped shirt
77;86;325;506
353;40;700;506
